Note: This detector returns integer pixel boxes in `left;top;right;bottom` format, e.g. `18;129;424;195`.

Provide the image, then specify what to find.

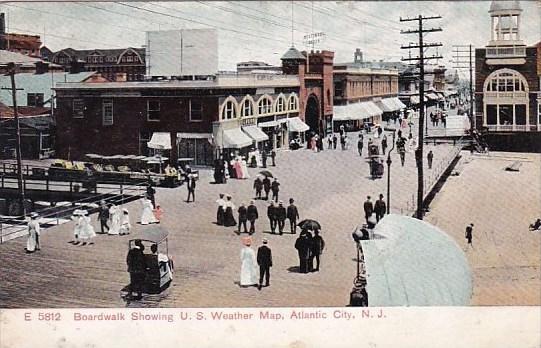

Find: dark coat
357;139;363;149
247;205;258;221
257;245;272;266
276;206;287;221
263;178;271;191
146;186;155;197
98;206;110;221
188;177;196;190
363;201;374;215
127;247;146;274
271;181;280;193
238;206;248;221
287;204;299;220
311;235;325;255
374;199;386;214
253;178;263;191
267;205;276;220
465;226;473;239
295;236;310;258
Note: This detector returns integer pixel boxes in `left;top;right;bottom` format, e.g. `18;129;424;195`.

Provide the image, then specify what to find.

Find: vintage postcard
0;1;540;347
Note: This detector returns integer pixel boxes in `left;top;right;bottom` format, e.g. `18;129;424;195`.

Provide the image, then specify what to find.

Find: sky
1;1;539;75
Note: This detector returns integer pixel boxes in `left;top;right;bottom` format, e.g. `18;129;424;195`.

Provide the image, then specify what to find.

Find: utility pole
452;44;475;129
400;15;442;220
3;63;26;216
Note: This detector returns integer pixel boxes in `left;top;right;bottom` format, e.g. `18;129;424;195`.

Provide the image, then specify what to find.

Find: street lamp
386;130;397;214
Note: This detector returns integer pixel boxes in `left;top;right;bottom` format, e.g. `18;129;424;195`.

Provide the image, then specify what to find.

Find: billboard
145;29;218;77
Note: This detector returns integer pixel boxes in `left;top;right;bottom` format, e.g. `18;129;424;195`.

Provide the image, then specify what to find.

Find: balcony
486;46;526;58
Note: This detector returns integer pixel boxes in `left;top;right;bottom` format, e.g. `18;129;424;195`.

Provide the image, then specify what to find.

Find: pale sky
1;1;539;74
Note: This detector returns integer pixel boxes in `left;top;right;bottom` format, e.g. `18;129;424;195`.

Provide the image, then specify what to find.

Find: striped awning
287;117;310;132
223;128;252;148
242;125;269;142
360;101;382;117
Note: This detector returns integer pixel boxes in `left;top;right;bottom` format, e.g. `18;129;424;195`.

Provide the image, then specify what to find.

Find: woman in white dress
140;196;158;225
108;204;121;235
240;158;250;179
120;208;131;235
239;237;258;287
71;210;84;243
79;211;96;244
26;213;40;253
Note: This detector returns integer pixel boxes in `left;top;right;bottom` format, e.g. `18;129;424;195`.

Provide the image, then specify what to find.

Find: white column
496;104;500;130
512;104;516;131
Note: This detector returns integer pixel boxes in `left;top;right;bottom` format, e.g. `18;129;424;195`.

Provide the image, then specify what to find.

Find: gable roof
52;47;145;62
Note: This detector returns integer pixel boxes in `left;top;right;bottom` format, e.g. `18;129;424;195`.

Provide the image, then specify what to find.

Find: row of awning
333;98;406;121
410;92;446;105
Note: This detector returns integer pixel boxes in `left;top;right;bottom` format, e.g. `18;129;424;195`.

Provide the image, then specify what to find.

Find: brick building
0;13;42;58
475;0;540;151
47;47;146;81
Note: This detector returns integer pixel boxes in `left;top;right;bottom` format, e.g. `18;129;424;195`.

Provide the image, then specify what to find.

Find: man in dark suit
267;201;277;234
97;200;110;234
257;238;272;290
374;194;387;222
276;201;287;235
295;231;311;273
287;198;300;234
126;240;146;300
247;200;258;234
363;196;374;224
261;150;268;168
186;175;196;202
263;176;271;200
146;184;156;208
311;229;325;272
253;176;263;200
271;178;280;202
237;203;248;234
270;149;276;166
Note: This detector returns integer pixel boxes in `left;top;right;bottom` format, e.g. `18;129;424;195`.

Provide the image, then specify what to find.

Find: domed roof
489;0;522;12
281;46;306;60
360;214;473;306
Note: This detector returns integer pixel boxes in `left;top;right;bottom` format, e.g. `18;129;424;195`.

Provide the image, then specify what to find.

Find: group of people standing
239;237;273;290
294;229;325;273
363;194;387;224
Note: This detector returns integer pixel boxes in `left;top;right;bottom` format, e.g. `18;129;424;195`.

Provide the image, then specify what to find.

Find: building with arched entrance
475;0;540;151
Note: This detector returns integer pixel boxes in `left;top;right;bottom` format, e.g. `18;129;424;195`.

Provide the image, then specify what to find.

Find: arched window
257;96;273;115
220;97;238;120
274;94;287;113
240;96;255;117
287;93;299;111
484;68;528;93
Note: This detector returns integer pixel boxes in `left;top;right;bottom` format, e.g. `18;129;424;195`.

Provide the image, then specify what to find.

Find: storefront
177;133;214;166
286;116;310;145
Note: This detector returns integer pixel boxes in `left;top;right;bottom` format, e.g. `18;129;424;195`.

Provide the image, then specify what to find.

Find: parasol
259;170;273;178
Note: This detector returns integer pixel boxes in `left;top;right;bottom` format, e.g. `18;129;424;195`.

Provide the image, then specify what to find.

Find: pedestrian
295;230;311;273
186;174;196;202
311;229;325;272
271;178;280;202
216;194;226;226
397;138;406;166
140;196;158;225
146;183;156;208
79;211;96;245
253;176;263;200
427;150;434;169
257;238;272;290
261;150;268;168
263;176;271;200
344;135;350;150
332;133;338;149
327;134;333;149
26;212;41;253
126;239;146;300
287;198;300;234
120;208;131;235
374;194;387;222
311;135;317;152
363;196;374;224
381;134;388;155
465;223;474;248
357;137;364;156
97;200;110;234
223;196;237;227
317;135;324;152
153;204;164;223
237;203;248;234
340;135;346;150
276;201;287;235
305;230;315;272
267;201;277;234
442;115;447;128
270;149;276;166
109;203;122;234
240;237;258;287
247;200;259;234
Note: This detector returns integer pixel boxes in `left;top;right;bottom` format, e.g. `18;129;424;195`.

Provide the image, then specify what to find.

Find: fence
0;182;146;243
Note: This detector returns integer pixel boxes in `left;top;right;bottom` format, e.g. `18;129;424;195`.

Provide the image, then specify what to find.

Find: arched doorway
305;95;320;135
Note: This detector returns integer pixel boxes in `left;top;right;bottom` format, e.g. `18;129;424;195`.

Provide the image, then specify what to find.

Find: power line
452;44;475;127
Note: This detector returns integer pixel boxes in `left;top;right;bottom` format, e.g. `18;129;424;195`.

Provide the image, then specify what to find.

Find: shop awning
258;120;278;128
333;105;350;121
147;132;172;150
334;103;371;121
391;97;407;109
222;128;253;148
360;101;382;117
242;125;269;142
426;93;439;101
177;132;212;139
287;117;310;132
375;98;399;113
410;96;428;104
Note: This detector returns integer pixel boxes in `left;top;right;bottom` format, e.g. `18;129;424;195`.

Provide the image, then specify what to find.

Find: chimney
0;13;5;35
35;61;49;74
354;48;363;64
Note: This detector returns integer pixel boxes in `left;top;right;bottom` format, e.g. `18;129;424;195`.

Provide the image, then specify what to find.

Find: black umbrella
297;219;321;231
259;170;273;178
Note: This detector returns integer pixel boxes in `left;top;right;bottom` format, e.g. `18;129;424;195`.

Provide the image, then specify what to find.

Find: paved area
0;132;461;308
425;151;541;305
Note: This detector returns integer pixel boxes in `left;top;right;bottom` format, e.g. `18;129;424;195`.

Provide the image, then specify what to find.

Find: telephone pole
400;15;442;220
452;44;475;129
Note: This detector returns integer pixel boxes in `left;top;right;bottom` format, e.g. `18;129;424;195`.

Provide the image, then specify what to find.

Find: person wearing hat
239;237;258;287
247;200;259;235
186;174;196;203
363;196;374;224
374;194;387;223
120;208;132;235
287;198;300;234
271;178;280;203
71;209;84;244
79;210;96;245
146;183;156;208
276;201;287;235
26;213;41;253
237;203;248;234
126;240;146;300
267;201;277;234
97;200;110;234
223;196;237;227
253;176;263;200
216;194;226;226
262;176;271;200
257;238;272;290
311;229;325;272
465;223;474;248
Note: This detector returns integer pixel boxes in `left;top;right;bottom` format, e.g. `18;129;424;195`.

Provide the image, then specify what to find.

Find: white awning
147;132;172;150
410;96;428;104
391;97;407;109
242;125;269;142
287;117;310;132
222;128;253;148
333;105;350;121
177;132;212;139
258;120;278;127
333;103;370;121
426;93;439;101
375;98;398;113
361;101;382;117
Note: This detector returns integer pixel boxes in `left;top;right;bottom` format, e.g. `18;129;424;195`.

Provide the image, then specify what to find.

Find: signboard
303;32;326;48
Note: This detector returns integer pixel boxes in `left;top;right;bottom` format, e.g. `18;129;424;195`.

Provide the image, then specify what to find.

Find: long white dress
120;211;131;235
71;215;83;240
108;205;121;235
79;215;96;240
140;198;158;225
241;160;250;179
240;246;258;286
26;220;40;252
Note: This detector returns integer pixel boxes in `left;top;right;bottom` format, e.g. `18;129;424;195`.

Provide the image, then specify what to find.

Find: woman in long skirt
140;196;158;225
240;237;258;287
240;159;250;179
79;211;96;245
71;210;84;243
119;208;131;235
223;196;237;227
26;213;40;253
108;204;121;235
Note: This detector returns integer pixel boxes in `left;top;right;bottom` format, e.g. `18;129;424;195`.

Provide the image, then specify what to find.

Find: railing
486;46;526;58
0;182;146;243
486;124;539;132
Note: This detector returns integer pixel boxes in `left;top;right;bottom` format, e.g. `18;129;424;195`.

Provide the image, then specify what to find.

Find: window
126;55;133;62
147;100;161;121
221;100;237;120
27;93;44;107
240;99;254;117
190;99;203;121
484;69;528;94
275;96;286;113
288;94;298;111
258;97;272;115
72;99;85;118
102;99;113;126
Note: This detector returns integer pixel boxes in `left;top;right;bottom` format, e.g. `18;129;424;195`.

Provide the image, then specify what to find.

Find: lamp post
386;130;396;214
